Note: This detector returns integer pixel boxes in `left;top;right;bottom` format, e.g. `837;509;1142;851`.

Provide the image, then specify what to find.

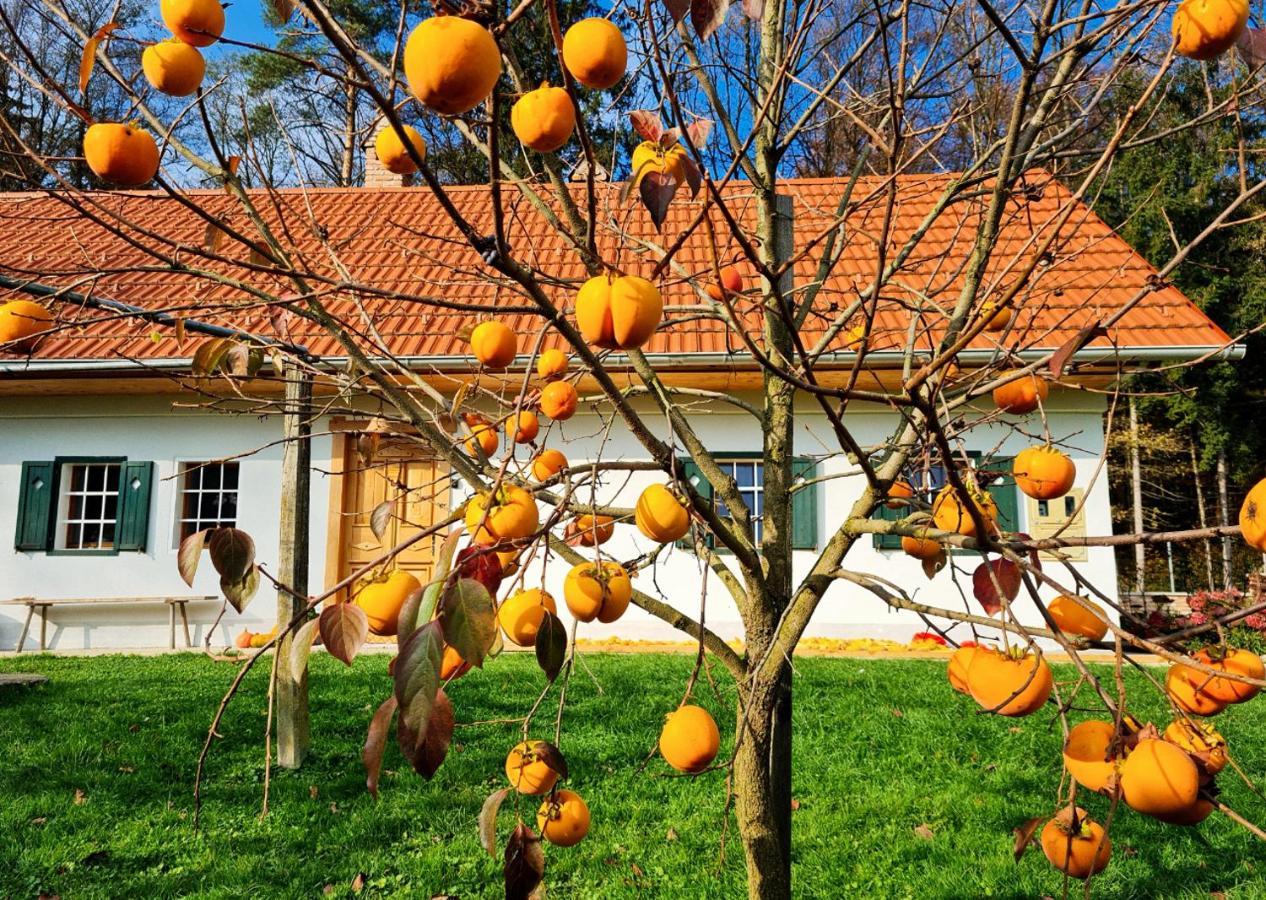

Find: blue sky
203;0;276;58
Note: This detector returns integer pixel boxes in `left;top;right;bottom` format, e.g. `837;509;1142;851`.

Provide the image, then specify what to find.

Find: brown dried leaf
73;789;86;805
504;824;545;900
350;872;365;893
662;0;690;21
639;171;679;231
691;0;731;39
1049;321;1107;378
220;566;260;614
363;695;397;799
370;500;393;544
534;611;567;682
680;155;703;199
532;740;569;779
1013;816;1044;861
921;548;947;579
972;558;1021;616
914;823;934;840
208;527;255;581
402;688;454;780
684;118;713;150
479;787;510;857
177;529;207;587
320;602;368;667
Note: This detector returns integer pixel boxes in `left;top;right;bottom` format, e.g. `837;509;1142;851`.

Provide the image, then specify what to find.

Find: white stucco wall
0;386;1117;651
0;394;332;650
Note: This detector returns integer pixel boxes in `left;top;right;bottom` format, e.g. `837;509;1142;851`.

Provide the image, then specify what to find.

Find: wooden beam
275;366;313;769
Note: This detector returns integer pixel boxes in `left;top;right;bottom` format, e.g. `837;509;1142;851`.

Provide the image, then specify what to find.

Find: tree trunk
340;64;356;186
1217;448;1233;589
732;668;793;900
1128;397;1146;594
275;367;313;768
1190;437;1215;592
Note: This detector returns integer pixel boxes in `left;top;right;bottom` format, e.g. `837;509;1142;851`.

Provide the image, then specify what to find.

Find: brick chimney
361;134;414;188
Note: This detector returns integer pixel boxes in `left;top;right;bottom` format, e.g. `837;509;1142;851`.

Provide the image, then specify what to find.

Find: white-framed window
55;461;122;550
175;461;240;543
713;458;764;543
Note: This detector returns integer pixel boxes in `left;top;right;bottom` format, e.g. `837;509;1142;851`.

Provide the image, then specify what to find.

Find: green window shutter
791;457;818;550
677;458;710;549
871;499;904;550
984;456;1019;535
15;460;54;551
117;461;154;552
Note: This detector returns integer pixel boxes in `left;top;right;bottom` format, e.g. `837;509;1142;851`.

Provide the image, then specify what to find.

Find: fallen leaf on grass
351;872;366;892
309;785;319;799
891;708;904;717
914;823;935;840
790;799;801;811
73;789;86;805
666;827;678;841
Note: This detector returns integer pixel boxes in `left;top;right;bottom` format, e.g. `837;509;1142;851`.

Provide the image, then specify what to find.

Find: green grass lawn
2;652;1266;899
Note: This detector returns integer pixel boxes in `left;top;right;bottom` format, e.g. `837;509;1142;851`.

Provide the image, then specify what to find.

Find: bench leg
169;603;176;650
16;605;34;653
178;602;192;648
38;605;48;651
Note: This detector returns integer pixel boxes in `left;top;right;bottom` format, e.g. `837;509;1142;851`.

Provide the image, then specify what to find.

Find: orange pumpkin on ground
885;480;915;509
562;18;628;89
1172;0;1248;60
1166;664;1227;717
966;647;1052;716
992;371;1049;415
1240;477;1266;551
440;643;472;681
83;123;160;187
947;644;980;694
531;448;568;481
659;704;720;773
573;514;614;546
506;410;539;444
536;348;568;380
1013;446;1076;500
0;300;53;351
1188;646;1264;704
635;484;690;543
141;40;206;96
470;320;517;368
537;789;590;847
498;588;557;647
631;141;688;187
980;300;1012;332
1040;807;1112;879
505;740;559;794
564;561;632;624
465;484;539;544
511;83;576;152
355;571;422;636
1048;595;1109;642
161;0;224;46
1063;720;1121;794
540;380;579;421
931;484;998;537
705;266;744;301
1119;738;1200;817
374;124;427;174
234;629;254;649
404;16;502;115
575;274;663;350
1164;719;1228;775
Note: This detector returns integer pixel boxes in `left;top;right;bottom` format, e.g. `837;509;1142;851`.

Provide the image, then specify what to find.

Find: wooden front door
336;436;450;607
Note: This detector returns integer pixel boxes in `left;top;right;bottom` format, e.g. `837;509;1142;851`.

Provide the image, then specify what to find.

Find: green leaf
177;529;207;587
208;528;255;582
438;578;496;669
397;688;453;780
321;602;368;667
394;620;443;734
534;611;567;681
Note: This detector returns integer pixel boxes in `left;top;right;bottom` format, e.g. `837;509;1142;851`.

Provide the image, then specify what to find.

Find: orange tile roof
0;171;1233;368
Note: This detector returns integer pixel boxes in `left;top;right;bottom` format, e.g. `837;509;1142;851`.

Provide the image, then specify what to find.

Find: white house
0;172;1239;651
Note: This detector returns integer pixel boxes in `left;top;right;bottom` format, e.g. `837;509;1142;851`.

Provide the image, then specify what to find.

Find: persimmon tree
5;0;1266;896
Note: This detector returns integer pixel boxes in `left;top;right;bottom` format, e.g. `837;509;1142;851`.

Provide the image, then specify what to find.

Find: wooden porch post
276;365;313;768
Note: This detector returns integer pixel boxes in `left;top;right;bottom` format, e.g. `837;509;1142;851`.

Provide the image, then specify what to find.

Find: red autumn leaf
1013;816;1043;861
691;0;731;39
662;0;690;21
320;601;368;667
397;688;454;779
972;558;1021;616
639;171;679;230
629;110;664;143
362;695;397;798
684;118;713;150
504;824;545;900
1049;321;1107;378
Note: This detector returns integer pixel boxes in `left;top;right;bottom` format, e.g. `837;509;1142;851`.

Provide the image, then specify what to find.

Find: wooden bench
3;596;218;652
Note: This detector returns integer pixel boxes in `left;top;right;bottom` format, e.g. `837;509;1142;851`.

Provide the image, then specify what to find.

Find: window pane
86;465;103;491
83;494;103;520
223;463;239;490
101;522;115;547
221;493;238;519
199;493;221;519
67;493;83;520
202;465;221;490
65;523;81;548
82;523;101;547
104;494;118;519
105;465;120;491
735;463;754;488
